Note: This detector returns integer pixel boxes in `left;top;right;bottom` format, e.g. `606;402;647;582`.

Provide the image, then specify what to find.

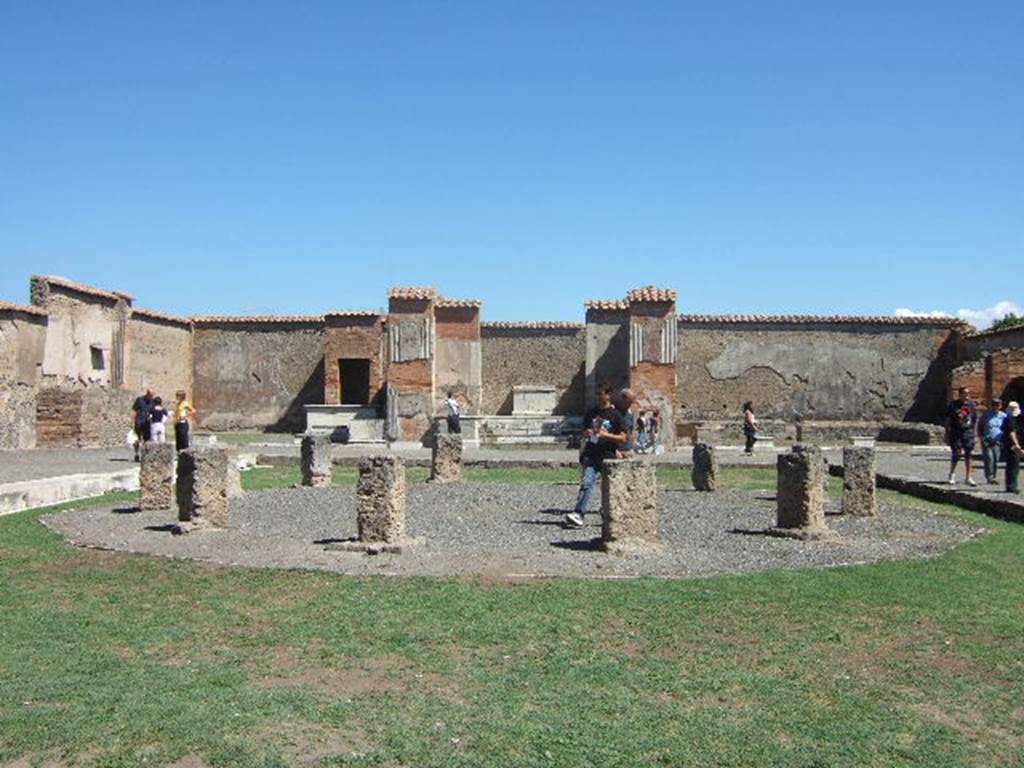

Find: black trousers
174;421;190;452
743;430;756;453
1006;449;1020;493
446;415;461;434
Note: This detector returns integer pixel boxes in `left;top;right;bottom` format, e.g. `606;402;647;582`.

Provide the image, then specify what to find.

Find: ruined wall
323;315;385;406
192;321;324;431
480;325;585;415
585;308;629;409
434;305;482;414
0;307;47;449
126;312;192;398
676;321;959;424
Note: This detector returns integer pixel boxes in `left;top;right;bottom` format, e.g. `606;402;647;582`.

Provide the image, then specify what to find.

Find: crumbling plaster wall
676;322;958;424
481;327;585;415
0;310;47;449
192;323;324;431
126;315;192;398
434;307;482;414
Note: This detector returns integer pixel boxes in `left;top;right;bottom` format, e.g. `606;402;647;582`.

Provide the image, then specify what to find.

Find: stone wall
126;312;193;399
0;307;47;449
480;324;585;415
585;307;630;409
677;320;959;424
192;321;324;431
435;305;482;415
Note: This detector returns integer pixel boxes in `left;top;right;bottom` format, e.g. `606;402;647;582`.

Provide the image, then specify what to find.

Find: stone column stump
224;445;244;499
430;433;463;484
175;446;230;531
301;435;333;487
357;455;407;545
842;446;877;517
691;442;718;491
773;444;832;540
600;459;660;555
140;442;175;511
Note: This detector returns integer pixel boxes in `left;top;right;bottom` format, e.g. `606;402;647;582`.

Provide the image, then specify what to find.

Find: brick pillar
775;444;830;539
627;287;678;448
139;442;175;510
357;455;406;544
176;446;230;529
842;447;876;516
691;442;717;491
430;433;463;483
600;459;660;554
301;434;333;487
385;288;437;444
434;301;482;416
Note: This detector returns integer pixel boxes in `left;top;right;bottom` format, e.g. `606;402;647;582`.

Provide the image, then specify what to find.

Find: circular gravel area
42;483;981;579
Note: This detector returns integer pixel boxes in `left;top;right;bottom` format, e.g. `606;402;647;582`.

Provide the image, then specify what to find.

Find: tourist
945;386;978;486
615;388;637;456
648;410;661;454
1002;401;1023;494
173;390;196;452
149;396;168;444
565;382;627;528
742;401;758;455
979;398;1006;484
131;388;154;461
636;411;648;453
443;390;461;434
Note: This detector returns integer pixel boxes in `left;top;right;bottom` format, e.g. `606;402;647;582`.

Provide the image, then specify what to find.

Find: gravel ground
42;482;981;580
0;448;135;483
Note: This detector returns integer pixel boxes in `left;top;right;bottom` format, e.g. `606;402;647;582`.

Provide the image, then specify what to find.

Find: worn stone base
765;526;838;542
170;519;218;535
601;539;664;556
324;537;417;555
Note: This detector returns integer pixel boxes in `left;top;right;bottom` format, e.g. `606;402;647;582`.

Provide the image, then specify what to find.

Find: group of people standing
945;386;1024;492
131;388;196;459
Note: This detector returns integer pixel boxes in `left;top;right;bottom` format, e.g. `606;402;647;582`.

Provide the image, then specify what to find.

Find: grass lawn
1;469;1021;767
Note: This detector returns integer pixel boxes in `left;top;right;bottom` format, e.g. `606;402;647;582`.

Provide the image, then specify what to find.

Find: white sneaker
948;475;956;485
967;478;977;487
564;512;585;529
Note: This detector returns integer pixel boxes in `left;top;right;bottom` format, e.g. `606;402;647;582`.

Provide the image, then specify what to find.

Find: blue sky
1;2;1021;324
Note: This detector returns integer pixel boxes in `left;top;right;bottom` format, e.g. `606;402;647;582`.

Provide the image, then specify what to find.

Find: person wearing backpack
945;386;978;486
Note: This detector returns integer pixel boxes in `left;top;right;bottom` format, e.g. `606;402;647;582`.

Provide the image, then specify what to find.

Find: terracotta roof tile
191;315;324;325
677;313;968;327
388;287;437;300
324;310;384;318
627;286;677;303
584;299;630;311
0;301;48;317
482;321;583;330
435;298;482;308
131;307;191;326
35;275;135;302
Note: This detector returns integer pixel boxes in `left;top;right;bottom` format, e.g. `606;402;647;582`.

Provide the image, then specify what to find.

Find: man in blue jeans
979;398;1006;484
565;383;627;528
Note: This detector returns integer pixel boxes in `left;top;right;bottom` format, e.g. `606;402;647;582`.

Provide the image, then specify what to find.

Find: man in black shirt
565;383;627;528
131;388;154;462
1002;401;1023;494
945;386;978;486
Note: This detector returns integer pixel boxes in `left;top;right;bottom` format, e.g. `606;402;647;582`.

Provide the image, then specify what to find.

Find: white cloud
894;300;1024;330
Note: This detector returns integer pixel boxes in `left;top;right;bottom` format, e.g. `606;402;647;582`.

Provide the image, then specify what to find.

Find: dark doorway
1000;377;1024;408
339;359;371;405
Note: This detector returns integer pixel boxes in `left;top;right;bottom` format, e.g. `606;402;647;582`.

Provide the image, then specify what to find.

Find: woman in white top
444;391;461;434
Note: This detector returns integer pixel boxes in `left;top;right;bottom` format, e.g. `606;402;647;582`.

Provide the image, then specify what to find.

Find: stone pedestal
774;445;830;539
512;385;558;415
301;435;333;487
600;459;660;555
176;447;229;529
691;442;717;491
842;446;877;516
430;433;463;483
225;445;243;499
356;455;406;544
140;442;175;511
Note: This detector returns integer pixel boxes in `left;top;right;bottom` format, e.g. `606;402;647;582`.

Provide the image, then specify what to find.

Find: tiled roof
584;299;630;311
435;298;482;308
627;286;677;303
677;313;968;327
963;323;1024;339
131;307;191;326
191;315;324;325
388;287;437;300
483;321;584;330
324;310;384;318
0;301;48;317
35;275;135;302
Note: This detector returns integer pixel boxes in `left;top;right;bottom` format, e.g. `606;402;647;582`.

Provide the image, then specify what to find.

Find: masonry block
357;455;406;543
691;442;717;491
601;459;659;554
301;434;333;487
139;442;175;510
775;444;828;537
430;433;463;483
176;446;230;528
842;446;877;516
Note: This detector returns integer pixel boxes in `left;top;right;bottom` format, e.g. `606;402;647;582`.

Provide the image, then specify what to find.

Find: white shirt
444;398;460;417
